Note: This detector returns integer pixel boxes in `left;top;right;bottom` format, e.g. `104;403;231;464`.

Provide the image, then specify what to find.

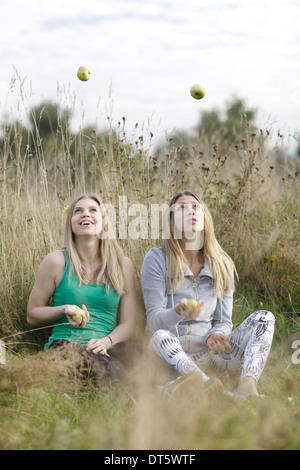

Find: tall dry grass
0;76;299;449
1;84;299;343
0;336;299;450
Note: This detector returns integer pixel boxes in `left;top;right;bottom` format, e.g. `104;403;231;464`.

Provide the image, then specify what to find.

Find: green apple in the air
186;299;199;308
73;307;85;321
77;66;90;81
190;83;206;100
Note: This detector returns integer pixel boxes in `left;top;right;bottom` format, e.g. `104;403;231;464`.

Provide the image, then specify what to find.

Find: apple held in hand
73;307;85;321
190;83;206;100
77;66;90;81
186;299;199;308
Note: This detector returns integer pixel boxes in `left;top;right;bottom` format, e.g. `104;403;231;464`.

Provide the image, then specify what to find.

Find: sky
0;0;299;152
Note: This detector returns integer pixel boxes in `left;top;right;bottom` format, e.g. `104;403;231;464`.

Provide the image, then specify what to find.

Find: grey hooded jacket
141;246;233;353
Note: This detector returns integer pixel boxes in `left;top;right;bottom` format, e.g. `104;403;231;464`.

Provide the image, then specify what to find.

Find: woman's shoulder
141;246;168;274
41;249;66;270
123;255;134;270
144;245;167;261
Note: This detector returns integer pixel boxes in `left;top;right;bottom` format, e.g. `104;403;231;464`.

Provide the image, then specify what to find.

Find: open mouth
80;220;93;226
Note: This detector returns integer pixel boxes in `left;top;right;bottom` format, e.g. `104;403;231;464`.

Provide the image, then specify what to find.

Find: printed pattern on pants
150;311;275;384
149;329;210;382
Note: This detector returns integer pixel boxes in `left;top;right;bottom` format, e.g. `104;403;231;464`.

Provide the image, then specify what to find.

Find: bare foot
236;376;268;399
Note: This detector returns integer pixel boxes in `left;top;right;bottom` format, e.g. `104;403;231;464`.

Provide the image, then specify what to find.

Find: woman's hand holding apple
64;304;89;328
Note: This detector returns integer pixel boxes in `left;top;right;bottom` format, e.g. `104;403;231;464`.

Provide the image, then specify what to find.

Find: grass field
0;85;299;450
0;335;299;450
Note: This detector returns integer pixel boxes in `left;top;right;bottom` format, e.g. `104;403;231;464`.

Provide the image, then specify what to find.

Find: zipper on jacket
192;276;197;300
187;276;197;354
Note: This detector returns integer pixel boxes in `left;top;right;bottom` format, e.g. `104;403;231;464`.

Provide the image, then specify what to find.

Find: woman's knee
252;310;275;324
149;329;176;352
150;329;174;343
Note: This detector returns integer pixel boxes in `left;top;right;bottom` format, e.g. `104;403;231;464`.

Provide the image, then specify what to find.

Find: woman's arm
86;256;137;355
205;289;233;351
27;251;89;328
109;256;137;343
140;248;183;336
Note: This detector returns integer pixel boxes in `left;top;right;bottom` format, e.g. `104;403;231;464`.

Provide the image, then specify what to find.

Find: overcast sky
0;0;299;151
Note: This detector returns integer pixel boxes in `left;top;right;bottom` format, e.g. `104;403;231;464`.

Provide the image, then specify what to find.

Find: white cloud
0;0;299;150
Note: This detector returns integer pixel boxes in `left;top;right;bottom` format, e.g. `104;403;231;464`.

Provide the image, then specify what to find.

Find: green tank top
45;252;121;348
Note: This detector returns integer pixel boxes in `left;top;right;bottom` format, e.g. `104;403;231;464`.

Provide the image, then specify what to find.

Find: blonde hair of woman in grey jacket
141;190;275;399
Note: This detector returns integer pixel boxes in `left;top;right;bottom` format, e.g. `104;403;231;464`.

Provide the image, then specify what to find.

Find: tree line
0;96;299;163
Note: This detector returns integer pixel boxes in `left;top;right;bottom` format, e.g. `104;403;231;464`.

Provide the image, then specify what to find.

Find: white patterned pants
149;310;275;385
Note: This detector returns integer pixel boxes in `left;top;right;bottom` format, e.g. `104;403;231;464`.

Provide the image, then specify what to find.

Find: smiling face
172;195;204;240
71;198;103;238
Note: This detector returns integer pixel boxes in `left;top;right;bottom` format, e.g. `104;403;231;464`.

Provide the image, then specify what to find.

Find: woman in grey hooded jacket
141;190;275;398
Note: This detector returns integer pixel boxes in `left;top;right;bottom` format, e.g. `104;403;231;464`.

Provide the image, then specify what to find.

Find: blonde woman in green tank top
27;194;137;369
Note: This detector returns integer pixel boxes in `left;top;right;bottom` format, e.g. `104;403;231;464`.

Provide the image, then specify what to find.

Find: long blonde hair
64;194;125;295
164;190;237;297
